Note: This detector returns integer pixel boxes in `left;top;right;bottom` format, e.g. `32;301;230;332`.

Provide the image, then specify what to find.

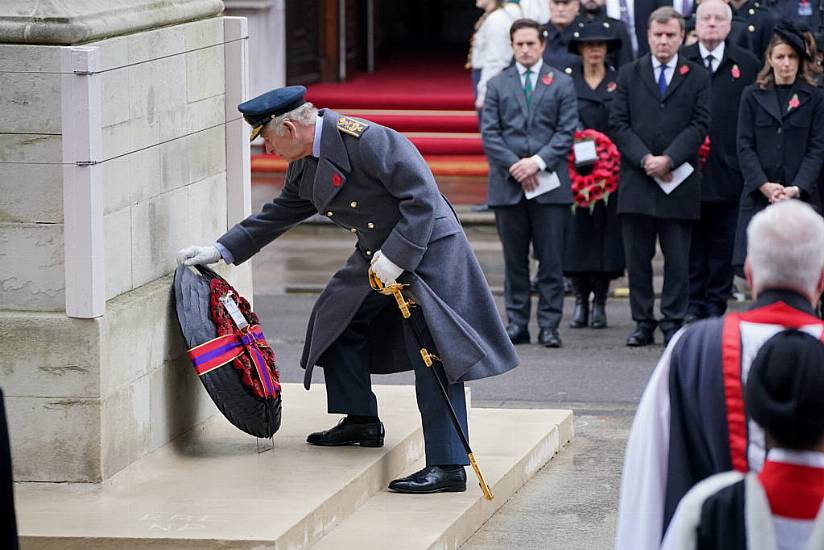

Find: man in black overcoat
605;0;675;57
544;0;586;70
730;0;777;60
681;0;760;321
609;6;711;345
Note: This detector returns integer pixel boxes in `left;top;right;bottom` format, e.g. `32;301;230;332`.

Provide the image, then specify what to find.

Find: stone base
15;384;573;550
2;262;252;482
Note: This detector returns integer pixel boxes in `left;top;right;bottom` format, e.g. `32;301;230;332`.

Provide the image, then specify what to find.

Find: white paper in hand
525;171;561;200
655;163;694;195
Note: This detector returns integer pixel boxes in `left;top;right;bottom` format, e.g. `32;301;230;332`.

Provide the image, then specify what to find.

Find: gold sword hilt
368;268;413;318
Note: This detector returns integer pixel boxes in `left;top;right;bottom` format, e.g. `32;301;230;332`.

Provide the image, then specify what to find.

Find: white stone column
224;16;252;225
223;0;286;97
61;46;106;318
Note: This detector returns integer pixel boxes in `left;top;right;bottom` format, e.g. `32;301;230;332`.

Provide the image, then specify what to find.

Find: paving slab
312;408;574;550
16;384;425;550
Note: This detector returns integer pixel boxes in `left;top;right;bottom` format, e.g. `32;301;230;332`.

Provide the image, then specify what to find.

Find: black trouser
320;291;469;466
493;200;569;329
688;201;738;318
621;214;692;332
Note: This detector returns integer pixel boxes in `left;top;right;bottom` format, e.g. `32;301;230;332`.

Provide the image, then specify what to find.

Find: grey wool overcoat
218;109;520;389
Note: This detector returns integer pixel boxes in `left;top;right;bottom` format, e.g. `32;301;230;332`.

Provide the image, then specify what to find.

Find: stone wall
0;14;254;482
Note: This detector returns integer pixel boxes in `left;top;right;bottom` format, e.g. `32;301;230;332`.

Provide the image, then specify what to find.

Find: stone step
16;384;426;550
311;407;574;550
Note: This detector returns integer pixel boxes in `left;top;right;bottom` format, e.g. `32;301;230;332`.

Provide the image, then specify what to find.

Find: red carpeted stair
251;54;490;183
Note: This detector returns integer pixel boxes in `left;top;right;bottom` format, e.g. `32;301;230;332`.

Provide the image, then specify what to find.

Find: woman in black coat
563;22;626;329
734;23;824;269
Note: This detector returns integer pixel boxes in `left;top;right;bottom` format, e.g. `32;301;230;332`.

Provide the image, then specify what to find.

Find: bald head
695;0;732;50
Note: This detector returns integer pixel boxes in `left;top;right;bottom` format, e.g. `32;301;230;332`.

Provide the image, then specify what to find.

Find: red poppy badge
543;72;554;86
788;93;801;112
731;64;741;80
331;173;342;187
679;65;689;75
607;81;617;93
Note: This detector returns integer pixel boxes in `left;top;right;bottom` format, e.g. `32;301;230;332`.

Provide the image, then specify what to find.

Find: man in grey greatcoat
177;86;519;494
482;18;578;349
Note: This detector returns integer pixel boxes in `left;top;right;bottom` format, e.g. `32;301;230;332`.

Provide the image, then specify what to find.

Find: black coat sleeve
736;87;769;196
609;65;652;167
790;90;824;198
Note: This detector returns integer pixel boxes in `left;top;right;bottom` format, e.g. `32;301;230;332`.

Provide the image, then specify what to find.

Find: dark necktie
704;53;715;72
524;68;534;106
658;64;668;97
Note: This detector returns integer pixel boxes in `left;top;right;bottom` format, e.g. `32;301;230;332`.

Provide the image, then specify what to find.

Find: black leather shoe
388;465;467;494
306;417;384;447
569;302;589;328
590;302;607;329
662;326;682;346
506;324;530;344
626;325;655;347
539;327;562;348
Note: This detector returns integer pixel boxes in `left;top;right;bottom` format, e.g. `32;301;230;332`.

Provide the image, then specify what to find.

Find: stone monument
0;0;256;482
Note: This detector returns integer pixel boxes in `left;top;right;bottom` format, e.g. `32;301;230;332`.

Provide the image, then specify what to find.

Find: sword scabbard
468;452;494;500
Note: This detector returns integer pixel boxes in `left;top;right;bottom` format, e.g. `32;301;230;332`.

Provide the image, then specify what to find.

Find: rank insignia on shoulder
337;116;368;138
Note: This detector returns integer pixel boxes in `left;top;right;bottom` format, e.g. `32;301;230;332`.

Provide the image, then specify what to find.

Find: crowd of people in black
471;0;824;348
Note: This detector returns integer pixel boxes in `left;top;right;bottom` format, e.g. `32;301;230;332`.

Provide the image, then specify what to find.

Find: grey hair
695;0;732;22
270;102;317;136
747;200;824;296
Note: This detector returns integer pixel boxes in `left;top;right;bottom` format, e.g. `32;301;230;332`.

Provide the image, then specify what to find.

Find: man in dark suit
681;0;760;322
482;18;579;348
544;0;585;70
609;6;711;345
606;0;674;57
730;0;776;60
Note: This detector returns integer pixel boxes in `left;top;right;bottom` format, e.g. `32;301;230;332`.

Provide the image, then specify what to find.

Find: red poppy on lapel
607;81;617;92
331;173;342;187
679;65;689;75
543;72;554;86
788;93;801;111
731;64;741;79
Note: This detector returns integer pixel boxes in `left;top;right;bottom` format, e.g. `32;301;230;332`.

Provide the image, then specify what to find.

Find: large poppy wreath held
567;129;620;211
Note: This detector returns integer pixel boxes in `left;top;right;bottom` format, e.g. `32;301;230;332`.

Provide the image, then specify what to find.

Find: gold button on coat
350;201;358;208
327;211;334;216
367;222;375;229
366;250;372;256
350;227;357;233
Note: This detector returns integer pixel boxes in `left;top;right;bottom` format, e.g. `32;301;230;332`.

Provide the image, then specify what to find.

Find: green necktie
524;68;533;107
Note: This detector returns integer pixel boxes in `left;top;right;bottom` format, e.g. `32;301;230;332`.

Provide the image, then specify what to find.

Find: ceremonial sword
368;269;494;500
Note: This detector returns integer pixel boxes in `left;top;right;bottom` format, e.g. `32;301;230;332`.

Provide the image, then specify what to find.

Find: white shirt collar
698;41;725;63
312;113;323;158
516;59;543;77
768;449;824;469
652;53;678;70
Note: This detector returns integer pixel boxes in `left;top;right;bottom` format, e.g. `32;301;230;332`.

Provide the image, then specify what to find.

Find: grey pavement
247;184;749;549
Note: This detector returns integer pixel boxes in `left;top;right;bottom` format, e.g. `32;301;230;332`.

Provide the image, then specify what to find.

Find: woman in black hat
563;22;626;329
733;22;824;273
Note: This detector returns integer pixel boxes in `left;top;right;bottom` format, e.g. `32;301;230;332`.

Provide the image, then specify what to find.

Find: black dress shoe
306;417;384;447
506;324;530;344
626;325;655;347
388;465;467;494
539;327;562;348
589;302;607;329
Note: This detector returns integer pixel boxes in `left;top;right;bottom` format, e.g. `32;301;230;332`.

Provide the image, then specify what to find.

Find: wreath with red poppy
567;129;620;210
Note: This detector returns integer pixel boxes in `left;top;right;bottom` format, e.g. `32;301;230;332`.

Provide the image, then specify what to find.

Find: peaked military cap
238;85;307;141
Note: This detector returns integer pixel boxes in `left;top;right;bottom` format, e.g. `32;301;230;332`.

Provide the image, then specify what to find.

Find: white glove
370;250;403;285
176;244;222;266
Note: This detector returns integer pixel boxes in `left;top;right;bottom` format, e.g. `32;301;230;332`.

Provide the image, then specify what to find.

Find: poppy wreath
567;129;620;210
209;276;280;399
698;136;711;169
